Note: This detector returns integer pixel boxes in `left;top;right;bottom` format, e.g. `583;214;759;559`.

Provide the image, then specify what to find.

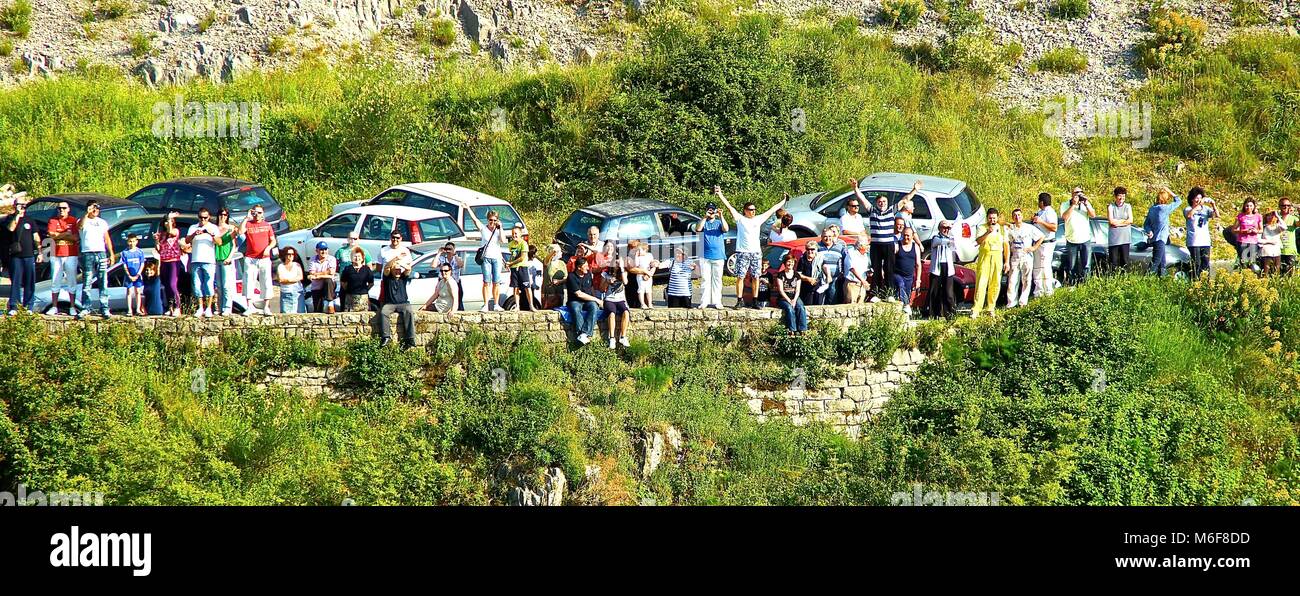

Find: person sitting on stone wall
374;256;417;349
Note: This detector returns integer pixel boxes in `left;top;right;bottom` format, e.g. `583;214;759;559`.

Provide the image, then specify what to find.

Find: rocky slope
1;0;1296;112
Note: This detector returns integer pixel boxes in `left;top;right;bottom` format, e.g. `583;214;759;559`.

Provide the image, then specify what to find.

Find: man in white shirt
715;185;787;309
838;196;866;238
1060;187;1096;285
186;207;222;317
844;240;871;303
1031;193;1058;297
1004;208;1045;307
76;200;115;319
1107;186;1134;270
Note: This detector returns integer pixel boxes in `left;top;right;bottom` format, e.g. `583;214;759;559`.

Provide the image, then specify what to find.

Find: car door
909;196;937;241
305;212;362;257
653;210;702;264
358;214;396;256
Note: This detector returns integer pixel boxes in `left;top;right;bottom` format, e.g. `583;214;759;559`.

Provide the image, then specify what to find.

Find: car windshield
936;187;981;220
222;187;274;212
101;205;149;227
471;205;524;232
812;184;855;210
561;211;605;242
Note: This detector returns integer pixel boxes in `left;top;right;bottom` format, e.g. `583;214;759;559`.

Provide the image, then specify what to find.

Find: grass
1229;0;1268;27
198;10;216;33
413;17;456;48
0;0;31;38
1050;0;1090;19
128;32;153;58
0;37;11;57
1033;46;1089;73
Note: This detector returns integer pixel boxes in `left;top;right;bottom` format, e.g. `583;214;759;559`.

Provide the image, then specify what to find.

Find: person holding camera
696;193;730;309
374;256;418;349
4;201;41;314
1060;186;1096;285
1183;188;1217;279
186;207;222;317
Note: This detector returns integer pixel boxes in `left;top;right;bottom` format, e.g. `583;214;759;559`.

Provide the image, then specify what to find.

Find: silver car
277;205;465;269
778;172;986;262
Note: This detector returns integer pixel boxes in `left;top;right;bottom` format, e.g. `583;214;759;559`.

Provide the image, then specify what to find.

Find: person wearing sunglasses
714;185;788;309
423;263;459;314
927;221;958;319
46;202;80;315
432;242;465;311
186;207;222;317
214;209;238;316
239;206;277;315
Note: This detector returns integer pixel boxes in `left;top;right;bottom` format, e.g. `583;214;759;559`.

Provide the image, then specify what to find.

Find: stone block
828;398;856;413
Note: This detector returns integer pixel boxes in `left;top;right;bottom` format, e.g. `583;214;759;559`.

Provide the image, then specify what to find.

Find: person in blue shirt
143;259;165;316
1142;187;1182;277
121;234;147;316
696;200;729;309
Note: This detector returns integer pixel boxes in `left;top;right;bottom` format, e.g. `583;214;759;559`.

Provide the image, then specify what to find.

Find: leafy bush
1230;0;1267;26
414;17;456;48
1184;269;1279;343
1050;0;1090;19
940;34;1007;79
1139;3;1207;69
834;312;906;370
880;0;926;29
1034;47;1089;73
0;0;31;37
339;339;428;401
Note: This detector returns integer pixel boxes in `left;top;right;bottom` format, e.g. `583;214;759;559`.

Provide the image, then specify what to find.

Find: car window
359;215;395;241
404;194;457;215
369;190;409;205
102;206;150;227
222;188;274;212
111;222;156;254
660;212;699;235
818;192;855;218
316;213;360;238
936;187;981;220
612;213;656;241
471;205;523;232
417;217;461;243
561;212;605;241
130;187;169;210
412;255;438;277
461;251;484;276
24;200;61;223
461;210;479;233
168;189;207;212
910;199;932;220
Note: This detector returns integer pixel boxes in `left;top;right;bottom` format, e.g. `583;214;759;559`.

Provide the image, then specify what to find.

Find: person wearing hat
696;196;729;309
307;241;338;314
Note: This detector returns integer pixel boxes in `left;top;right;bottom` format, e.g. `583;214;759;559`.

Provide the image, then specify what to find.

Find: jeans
191;262;215;298
279;284;301;314
779;298;808;332
1064;242;1090;284
1189;246;1211;278
79;251;110;314
216;260;237;313
244;257;273;310
698;258;724;307
311;279;337;312
892;273;916;306
7;256;35;311
374;303;417;347
50;255;78;299
569;300;599;338
1149;240;1168;276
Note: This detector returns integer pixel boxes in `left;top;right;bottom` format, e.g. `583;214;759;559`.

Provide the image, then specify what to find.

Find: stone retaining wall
39;303;902;347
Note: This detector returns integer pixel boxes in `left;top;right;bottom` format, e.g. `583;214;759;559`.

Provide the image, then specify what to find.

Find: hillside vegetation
7;8;1288;245
1;274;1297;505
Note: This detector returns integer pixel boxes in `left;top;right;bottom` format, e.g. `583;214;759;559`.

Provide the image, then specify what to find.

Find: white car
368;246;514;311
278;205;465;269
32;254;259;315
778;173;987;262
330;183;528;241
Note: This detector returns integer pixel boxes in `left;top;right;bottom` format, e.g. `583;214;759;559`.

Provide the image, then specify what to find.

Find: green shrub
0;0;32;37
1230;0;1267;26
880;0;926;29
1001;41;1025;65
0;37;12;57
128;32;153;58
834;313;906;370
1050;0;1089;19
339;339;428;401
414;17;456;48
1139;3;1207;69
1034;46;1089;73
941;34;1007;79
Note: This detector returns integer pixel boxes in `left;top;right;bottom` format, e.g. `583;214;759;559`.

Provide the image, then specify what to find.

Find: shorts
603;299;630;315
510;266;530;289
482;257;502;285
734;251;762;278
127;279;144;289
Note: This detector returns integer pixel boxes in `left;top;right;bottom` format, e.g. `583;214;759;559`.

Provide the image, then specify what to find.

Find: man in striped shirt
850;178;918;302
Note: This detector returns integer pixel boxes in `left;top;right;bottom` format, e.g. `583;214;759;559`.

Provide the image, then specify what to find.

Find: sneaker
479;304;491;313
869;296;881;303
732;301;745;310
695;304;707;310
6;310;14;316
101;311;112;319
619;336;630;348
608;336;617;349
903;305;912;317
750;302;763;310
75;311;85;320
263;307;274;316
577;333;590;345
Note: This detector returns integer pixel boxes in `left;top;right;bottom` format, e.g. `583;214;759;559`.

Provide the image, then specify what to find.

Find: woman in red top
156;213;186;317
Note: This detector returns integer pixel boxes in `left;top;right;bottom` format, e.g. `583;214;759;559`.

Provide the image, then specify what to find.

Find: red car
745;238;975;309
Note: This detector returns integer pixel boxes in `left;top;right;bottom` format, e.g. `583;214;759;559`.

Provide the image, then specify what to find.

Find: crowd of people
3;183;1298;347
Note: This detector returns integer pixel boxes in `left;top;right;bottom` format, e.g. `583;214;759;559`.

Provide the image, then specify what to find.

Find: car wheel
501;294;516;310
725;253;737;276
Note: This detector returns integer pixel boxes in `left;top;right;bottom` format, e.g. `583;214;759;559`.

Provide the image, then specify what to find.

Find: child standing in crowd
602;259;631;349
1259;212;1285;276
632;240;657;309
156;213;185;317
526;245;544;310
143;259;164;316
121;234;147;316
506;224;532;311
665;248;695;308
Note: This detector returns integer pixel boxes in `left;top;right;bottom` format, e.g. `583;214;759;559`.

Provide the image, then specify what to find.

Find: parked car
750;238;976;307
556;199;738;276
278;205;464;271
126;177;290;234
1051;217;1192;280
330;183;528;242
778;173;986;262
368;244;511;311
19;194;150;280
